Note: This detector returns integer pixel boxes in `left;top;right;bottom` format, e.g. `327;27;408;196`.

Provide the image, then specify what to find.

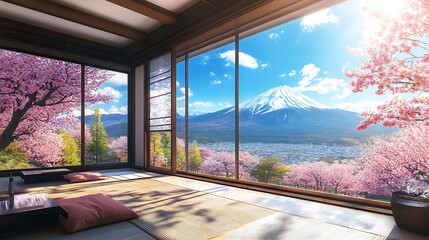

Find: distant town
197;142;362;164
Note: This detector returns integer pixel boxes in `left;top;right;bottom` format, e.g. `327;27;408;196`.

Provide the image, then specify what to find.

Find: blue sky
177;0;398;115
84;70;128;116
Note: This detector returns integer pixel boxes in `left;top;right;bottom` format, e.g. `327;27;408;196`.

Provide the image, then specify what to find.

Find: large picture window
173;0;424;203
0;49;129;171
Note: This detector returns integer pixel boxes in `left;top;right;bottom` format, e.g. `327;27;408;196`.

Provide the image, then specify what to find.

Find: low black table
0;193;68;233
20;168;72;183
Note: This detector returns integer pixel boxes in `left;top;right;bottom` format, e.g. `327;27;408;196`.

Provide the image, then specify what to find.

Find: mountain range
82;85;396;145
178;85;396;145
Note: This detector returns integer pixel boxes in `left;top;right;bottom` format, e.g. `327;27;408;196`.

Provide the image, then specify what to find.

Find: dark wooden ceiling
0;0;340;71
0;0;274;69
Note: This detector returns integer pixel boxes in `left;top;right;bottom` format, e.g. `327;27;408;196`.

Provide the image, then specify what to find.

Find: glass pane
176;58;186;171
148;52;172;170
150;126;171;131
150;71;171;83
188;42;235;178
150;53;171;78
150;118;171;126
150;132;171;168
150;78;171;98
0;49;81;170
85;66;128;164
150;94;171;119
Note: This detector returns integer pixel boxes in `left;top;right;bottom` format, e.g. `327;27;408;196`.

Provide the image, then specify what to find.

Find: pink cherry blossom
0;50;112;166
357;126;429;196
109;136;128;162
346;0;429;129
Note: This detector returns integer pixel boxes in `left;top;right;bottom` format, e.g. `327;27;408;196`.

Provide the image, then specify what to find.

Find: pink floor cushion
56;193;139;233
64;172;108;183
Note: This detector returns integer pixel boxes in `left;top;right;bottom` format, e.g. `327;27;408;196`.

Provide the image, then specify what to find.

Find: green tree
255;156;289;184
0;141;34;170
60;129;80;166
161;132;171;163
189;140;203;172
87;107;109;163
150;132;163;166
176;146;185;170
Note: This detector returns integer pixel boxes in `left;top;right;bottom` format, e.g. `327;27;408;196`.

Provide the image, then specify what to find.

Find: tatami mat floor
0;169;427;240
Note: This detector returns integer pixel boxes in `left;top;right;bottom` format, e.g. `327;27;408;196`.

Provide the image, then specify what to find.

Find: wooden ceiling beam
200;0;216;8
107;0;178;25
1;0;147;40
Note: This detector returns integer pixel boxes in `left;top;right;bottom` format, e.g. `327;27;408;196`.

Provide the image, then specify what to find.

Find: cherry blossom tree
285;164;310;189
21;127;63;167
199;156;224;176
199;147;214;160
326;163;357;194
299;161;329;191
239;151;259;180
0;50;111;154
200;152;235;177
68;124;92;144
109;136;128;162
345;0;429;130
356;126;429;197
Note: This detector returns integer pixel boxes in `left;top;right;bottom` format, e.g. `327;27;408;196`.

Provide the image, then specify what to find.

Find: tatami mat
214;212;384;240
2;221;155;240
1;169;427;240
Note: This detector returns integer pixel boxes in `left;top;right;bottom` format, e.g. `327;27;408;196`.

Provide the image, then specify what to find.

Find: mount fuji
178;85;396;145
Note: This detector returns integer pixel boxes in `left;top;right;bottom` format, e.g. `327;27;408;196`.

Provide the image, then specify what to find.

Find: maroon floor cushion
64;172;108;183
56;193;138;232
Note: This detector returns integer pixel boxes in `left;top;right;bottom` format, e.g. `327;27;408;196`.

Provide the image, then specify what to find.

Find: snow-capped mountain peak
237;85;328;115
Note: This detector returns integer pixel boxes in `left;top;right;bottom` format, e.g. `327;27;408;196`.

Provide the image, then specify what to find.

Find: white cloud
200;55;210;65
279;73;286;78
300;8;338;31
107;72;128;86
177;87;193;101
332;87;352;100
261;63;268;69
98;87;122;99
112;99;119;103
190;102;213;107
176;80;179;87
210;72;216;77
210;80;222;85
294;77;348;95
85;108;108;116
108;105;127;114
299;63;320;86
219;50;258;69
334;101;383;113
223;73;232;80
269;33;279;39
323;71;328;74
219;102;233;108
179;87;193;96
288;70;296;76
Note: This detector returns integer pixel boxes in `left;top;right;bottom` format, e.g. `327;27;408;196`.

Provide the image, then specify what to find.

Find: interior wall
134;65;145;167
